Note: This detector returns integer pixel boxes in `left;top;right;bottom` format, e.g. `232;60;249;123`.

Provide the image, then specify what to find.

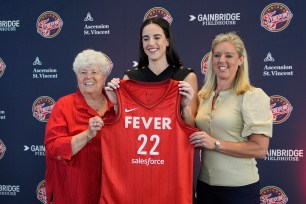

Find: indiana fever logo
36;180;47;204
32;96;55;122
201;52;210;75
270;95;293;124
260;186;288;204
0;58;6;78
261;3;293;32
103;53;113;76
0;139;6;160
143;7;173;25
37;11;63;38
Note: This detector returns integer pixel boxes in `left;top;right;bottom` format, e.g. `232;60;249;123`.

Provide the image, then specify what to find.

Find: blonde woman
190;32;273;204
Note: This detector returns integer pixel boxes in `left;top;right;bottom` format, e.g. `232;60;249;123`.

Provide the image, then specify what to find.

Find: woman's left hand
178;81;194;108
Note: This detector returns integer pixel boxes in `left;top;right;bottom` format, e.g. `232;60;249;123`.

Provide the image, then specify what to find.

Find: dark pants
196;180;260;204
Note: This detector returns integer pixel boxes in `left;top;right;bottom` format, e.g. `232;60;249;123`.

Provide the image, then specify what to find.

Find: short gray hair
72;49;110;75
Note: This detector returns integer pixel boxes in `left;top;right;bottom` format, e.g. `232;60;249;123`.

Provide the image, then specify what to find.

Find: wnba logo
201;52;210;75
143;7;173;25
270;95;293;124
37;11;64;38
36;180;47;204
261;3;293;32
0;58;6;78
260;186;288;203
32;96;55;122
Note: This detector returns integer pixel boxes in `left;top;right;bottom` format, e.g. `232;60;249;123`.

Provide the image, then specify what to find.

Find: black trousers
196;180;260;204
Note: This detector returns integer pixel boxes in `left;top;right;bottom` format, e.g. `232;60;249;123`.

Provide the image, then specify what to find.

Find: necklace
94;97;106;111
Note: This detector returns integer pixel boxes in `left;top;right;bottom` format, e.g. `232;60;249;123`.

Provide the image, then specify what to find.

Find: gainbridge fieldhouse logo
0;58;6;78
143;7;173;25
261;3;293;32
37;11;63;38
36;180;47;204
32;96;55;122
270;95;293;124
200;52;210;75
0;139;6;160
260;186;288;203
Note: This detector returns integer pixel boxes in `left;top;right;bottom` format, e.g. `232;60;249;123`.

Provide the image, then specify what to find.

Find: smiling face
212;41;244;84
76;64;106;97
142;23;169;63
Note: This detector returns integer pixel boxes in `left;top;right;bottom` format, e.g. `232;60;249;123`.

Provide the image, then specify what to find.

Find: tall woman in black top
106;16;198;126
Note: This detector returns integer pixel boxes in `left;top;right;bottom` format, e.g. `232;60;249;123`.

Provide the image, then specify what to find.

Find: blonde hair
198;32;252;99
72;49;110;76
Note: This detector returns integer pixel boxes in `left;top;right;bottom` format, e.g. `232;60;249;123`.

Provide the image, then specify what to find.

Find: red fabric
100;79;198;204
44;90;114;204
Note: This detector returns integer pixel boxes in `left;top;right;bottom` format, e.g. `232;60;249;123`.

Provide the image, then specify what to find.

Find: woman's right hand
71;116;104;155
87;116;104;140
104;78;120;105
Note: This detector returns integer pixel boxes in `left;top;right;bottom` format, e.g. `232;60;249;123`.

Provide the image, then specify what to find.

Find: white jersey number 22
137;134;160;155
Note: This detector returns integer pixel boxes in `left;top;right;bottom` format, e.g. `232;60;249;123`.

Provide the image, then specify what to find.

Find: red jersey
100;79;198;204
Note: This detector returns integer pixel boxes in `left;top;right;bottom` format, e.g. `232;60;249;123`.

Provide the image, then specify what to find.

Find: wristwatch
214;140;221;151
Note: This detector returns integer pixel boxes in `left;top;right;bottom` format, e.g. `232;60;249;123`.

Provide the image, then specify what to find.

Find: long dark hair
138;16;182;69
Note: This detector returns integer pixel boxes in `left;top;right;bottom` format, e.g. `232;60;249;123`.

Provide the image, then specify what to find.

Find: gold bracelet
181;106;191;118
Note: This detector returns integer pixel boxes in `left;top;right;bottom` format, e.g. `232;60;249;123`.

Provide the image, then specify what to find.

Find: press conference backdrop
0;0;305;203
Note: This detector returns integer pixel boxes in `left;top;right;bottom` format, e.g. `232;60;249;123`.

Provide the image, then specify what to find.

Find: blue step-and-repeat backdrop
1;0;305;203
